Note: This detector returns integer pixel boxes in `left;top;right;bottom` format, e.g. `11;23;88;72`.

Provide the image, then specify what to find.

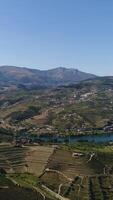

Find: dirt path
58;184;63;195
87;153;95;163
42;184;70;200
45;168;73;182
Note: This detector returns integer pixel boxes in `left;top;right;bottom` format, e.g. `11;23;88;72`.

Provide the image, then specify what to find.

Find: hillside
0;76;113;140
1;143;113;200
0;66;96;90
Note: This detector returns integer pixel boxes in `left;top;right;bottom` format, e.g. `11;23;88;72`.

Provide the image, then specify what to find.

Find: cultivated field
39;144;113;200
25;145;54;175
0;144;54;176
40;172;113;200
1;143;113;199
46;149;95;178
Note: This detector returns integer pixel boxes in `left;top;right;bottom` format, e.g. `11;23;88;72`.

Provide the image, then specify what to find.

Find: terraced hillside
1;76;113;140
40;171;113;200
0;144;54;175
46;149;95;178
1;143;113;199
38;143;113;200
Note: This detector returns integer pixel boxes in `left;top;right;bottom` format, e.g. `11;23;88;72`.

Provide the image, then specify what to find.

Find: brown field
0;144;54;176
25;146;54;176
46;149;95;178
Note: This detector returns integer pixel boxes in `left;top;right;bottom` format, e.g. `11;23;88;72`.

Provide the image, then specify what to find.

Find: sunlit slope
0;76;113;138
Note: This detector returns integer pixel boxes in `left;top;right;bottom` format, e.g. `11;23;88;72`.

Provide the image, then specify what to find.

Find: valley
1;67;113;199
1;76;113;141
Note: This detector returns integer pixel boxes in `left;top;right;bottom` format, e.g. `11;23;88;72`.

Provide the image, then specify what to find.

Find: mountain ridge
0;65;97;89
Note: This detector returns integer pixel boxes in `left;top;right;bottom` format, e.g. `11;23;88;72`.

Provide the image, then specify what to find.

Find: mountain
0;66;96;89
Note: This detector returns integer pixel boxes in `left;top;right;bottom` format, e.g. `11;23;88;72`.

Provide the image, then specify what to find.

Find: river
38;133;113;143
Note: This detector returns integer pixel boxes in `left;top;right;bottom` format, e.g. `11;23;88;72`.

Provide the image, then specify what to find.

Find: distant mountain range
0;66;96;89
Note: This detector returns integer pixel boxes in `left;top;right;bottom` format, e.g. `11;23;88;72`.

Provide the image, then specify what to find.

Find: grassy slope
0;175;38;200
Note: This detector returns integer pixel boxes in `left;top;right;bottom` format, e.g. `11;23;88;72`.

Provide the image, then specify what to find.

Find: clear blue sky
0;0;113;75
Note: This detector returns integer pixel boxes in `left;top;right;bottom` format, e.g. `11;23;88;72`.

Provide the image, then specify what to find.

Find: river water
38;133;113;143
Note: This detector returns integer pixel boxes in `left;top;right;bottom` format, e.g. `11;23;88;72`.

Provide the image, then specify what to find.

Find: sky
0;0;113;76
